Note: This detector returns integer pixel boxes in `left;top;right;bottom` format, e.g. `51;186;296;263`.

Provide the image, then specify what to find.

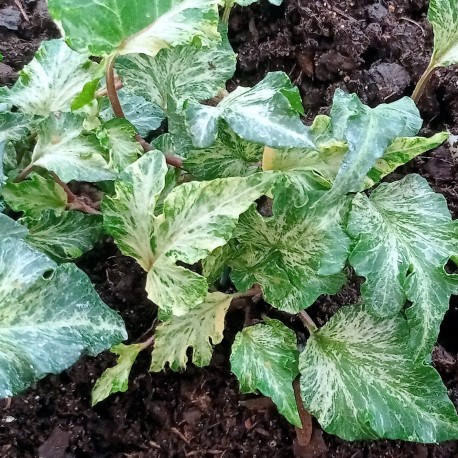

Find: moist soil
1;0;458;457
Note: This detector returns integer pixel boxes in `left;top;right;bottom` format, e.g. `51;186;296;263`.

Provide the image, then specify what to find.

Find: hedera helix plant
1;0;458;444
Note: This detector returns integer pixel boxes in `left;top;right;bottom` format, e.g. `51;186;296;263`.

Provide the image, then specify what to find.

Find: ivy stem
139;334;155;351
14;163;35;183
293;378;313;446
412;61;436;103
105;54;183;169
222;1;234;23
298;311;318;334
50;172;101;215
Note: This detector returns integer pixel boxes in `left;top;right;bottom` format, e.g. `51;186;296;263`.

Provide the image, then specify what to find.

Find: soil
1;0;458;457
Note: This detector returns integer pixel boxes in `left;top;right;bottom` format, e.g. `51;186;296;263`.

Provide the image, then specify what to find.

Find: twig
298;311;318;333
400;17;426;36
95;79;123;98
14;0;29;22
293;378;313;446
170;427;190;445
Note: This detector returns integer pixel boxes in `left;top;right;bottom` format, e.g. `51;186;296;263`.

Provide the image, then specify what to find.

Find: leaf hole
42;269;55;280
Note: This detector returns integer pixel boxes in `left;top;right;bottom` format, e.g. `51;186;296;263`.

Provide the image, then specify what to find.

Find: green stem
223;1;234;23
412;61;436;103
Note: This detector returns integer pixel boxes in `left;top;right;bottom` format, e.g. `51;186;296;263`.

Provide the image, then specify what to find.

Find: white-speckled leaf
183;123;263;179
234;0;282;5
0;40;99;117
348;174;458;360
21;210;103;262
102;150;168;271
2;173;67;217
92;343;142;405
428;0;458;67
0;213;28;240
231;318;301;427
0;112;35;143
48;0;221;58
0;236;126;399
230;191;349;313
150;291;232;371
299;305;458;442
186;72;315;149
30;113;115;183
329;90;422;196
97;118;143;172
364;132;449;189
116;27;236;113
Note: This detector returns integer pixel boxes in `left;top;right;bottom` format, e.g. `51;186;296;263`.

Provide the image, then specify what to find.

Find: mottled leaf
2;173;67;217
92;343;142;405
231;318;301;427
0;213;28;240
0;40;99;117
150;292;232;371
348;174;458;359
299;305;458;442
48;0;221;57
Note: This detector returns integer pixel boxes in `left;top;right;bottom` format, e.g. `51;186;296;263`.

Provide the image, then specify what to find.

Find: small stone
0;7;21;31
3;416;16;423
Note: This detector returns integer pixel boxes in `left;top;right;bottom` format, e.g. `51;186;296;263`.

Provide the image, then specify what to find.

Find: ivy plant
1;0;458;445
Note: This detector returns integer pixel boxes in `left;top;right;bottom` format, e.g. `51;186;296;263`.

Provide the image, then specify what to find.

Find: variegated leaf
348;174;458;359
230;192;349;314
0;112;35;143
299;305;458;442
0;40;99;117
2;173;67;217
231;318;301;427
48;0;221;58
0;213;28;240
0;234;126;398
328;90;421;197
116;26;236;113
102;150;168;271
186;72;315;149
364;132;449;189
21;210;103;262
428;0;458;67
92;343;142;405
97;118;143;173
29;113;115;183
183;123;263;179
150;292;232;371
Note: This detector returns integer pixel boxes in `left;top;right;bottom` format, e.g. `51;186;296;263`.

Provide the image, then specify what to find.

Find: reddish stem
293;378;313;446
14;163;35;183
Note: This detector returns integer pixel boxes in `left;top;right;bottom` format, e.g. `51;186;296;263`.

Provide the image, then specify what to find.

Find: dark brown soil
2;0;458;457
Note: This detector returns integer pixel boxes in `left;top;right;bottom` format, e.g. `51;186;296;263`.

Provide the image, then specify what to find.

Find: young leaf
150;292;232;371
0;235;126;398
364;132;449;189
21;211;103;262
96;118;143;172
328;90;422;197
230;193;349;314
230;318;301;427
92;343;142;406
347;174;458;359
2;174;67;217
48;0;221;58
299;305;458;442
183;123;263;180
116;28;236;113
30;113;115;183
185;72;315;149
0;40;99;117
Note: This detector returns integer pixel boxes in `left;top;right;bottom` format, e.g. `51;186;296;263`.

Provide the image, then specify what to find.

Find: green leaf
48;0;221;58
183;123;263;179
299;305;458;442
71;79;101;111
0;40;99;117
0;213;28;240
328;90;422;196
21;211;103;262
186;72;315;149
428;0;458;68
116;27;236;113
104;150;273;315
0;112;34;143
100;90;165;138
230;192;349;313
348;174;458;359
2;174;68;217
97;118;143;172
150;292;232;371
91;343;142;405
30;113;116;183
364;132;449;189
230;318;301;427
0;235;126;398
